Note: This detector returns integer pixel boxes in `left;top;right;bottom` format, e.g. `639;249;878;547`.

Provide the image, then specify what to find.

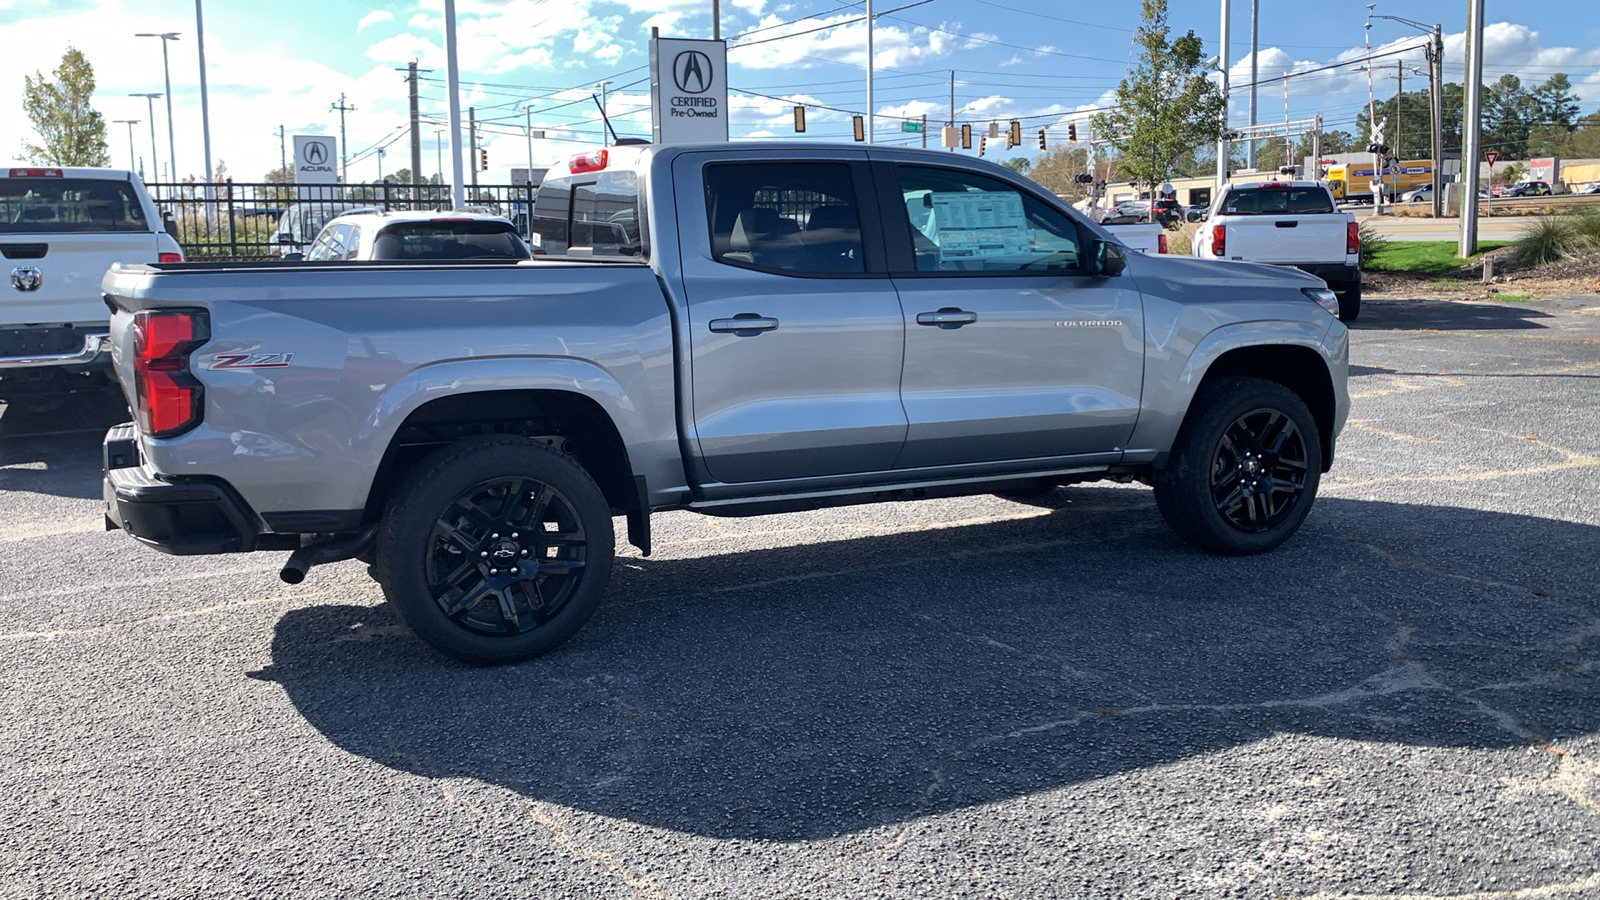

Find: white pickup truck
1;166;183;405
1191;181;1361;321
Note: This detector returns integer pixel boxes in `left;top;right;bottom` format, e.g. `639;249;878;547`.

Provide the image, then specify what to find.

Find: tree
1026;146;1098;198
21;46;110;166
264;165;293;184
999;158;1032;177
1089;0;1226;197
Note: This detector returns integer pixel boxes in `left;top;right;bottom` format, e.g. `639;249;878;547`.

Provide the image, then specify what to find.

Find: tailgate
1222;216;1346;264
2;233;161;325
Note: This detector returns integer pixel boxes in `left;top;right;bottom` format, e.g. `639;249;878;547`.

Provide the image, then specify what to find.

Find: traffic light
1068;121;1077;142
978;135;986;157
960;123;971;149
1038;127;1047;151
1008;120;1021;149
852;115;864;142
793;106;806;133
476;148;488;171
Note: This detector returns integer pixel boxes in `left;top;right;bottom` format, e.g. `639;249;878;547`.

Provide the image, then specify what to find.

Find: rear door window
702;162;865;275
370;221;531;260
1;178;149;233
530;169;644;259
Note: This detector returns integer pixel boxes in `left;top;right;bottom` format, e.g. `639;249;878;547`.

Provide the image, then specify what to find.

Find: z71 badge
210;352;294;369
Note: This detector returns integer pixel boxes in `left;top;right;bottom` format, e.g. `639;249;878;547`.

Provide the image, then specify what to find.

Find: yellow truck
1324;160;1434;203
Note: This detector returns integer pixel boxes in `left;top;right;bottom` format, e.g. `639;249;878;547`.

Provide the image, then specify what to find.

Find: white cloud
358;10;393;30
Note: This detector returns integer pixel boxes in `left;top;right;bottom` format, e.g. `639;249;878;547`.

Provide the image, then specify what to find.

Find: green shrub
1570;209;1600;247
1357;220;1389;268
1506;216;1586;268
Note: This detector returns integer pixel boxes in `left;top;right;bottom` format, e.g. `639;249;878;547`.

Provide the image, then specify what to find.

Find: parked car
1185;203;1210;222
269;201;379;256
301;210;530;261
102;142;1349;665
1151;198;1184;227
1504;181;1552;197
1191;180;1361;321
1578;183;1600;195
1402;184;1434;203
0;165;183;404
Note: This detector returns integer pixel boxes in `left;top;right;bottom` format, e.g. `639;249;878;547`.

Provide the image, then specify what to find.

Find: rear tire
1337;282;1362;322
1152;377;1323;555
374;436;615;665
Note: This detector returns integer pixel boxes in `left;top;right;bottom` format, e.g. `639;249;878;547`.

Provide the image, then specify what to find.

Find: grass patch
1493;294;1535;303
1364;240;1508;275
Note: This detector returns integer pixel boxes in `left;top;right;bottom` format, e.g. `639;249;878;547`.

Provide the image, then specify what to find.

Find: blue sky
3;0;1599;183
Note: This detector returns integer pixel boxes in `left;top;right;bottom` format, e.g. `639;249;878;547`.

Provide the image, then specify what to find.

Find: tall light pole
865;0;875;144
1246;0;1258;170
194;1;213;183
444;0;465;209
130;93;162;182
134;32;180;180
1216;0;1231;192
595;81;612;147
523;101;536;178
114;119;141;173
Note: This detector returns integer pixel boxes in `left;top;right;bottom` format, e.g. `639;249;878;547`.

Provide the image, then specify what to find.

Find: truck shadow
255;490;1599;841
0;387;129;500
1354;297;1555;331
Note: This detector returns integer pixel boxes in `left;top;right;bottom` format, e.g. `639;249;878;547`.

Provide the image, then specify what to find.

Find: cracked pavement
1;295;1597;898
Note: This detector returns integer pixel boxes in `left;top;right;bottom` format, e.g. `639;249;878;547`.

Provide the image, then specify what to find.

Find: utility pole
1460;0;1485;256
1247;0;1258;170
275;125;286;179
1429;23;1444;218
1312;114;1322;182
1396;60;1405;160
921;114;927;148
400;61;427;196
865;0;875;144
1216;0;1231;192
948;70;956;152
469;106;478;190
524;102;536;182
331;93;357;184
712;0;719;39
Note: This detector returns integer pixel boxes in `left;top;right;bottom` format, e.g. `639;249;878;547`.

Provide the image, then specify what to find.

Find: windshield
1221;187;1336;215
372;220;530;260
0;178;149;234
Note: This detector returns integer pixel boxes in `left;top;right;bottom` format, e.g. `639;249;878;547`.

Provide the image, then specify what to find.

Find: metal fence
145;181;538;260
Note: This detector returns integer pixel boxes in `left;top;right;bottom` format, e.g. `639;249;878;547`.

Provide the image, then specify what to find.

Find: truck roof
3;166;137;181
539;141;1033;183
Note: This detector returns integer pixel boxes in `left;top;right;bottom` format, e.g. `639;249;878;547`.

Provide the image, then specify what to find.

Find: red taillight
159;252;183;264
132;310;208;438
1212;224;1226;256
568;149;608;174
1346;221;1360;256
1157;232;1168;254
8;167;63;177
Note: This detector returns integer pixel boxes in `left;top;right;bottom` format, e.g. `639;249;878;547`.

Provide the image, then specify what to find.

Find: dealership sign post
293;135;339;201
650;36;728;144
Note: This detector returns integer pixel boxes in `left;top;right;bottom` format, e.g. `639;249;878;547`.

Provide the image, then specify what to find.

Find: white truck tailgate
2;233;161;325
1219;216;1347;264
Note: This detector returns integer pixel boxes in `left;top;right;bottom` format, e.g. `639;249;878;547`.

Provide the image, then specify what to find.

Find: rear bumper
0;327;110;370
1291;263;1360;289
102;422;268;555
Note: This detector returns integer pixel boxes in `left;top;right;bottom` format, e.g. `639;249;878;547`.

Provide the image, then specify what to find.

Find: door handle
709;313;779;335
1274;220;1299;228
915;308;978;329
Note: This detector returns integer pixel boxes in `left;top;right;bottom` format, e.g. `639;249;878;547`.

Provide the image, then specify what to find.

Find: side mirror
1092;240;1127;277
163;212;179;240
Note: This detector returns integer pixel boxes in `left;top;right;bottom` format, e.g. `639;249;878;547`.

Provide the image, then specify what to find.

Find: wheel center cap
1243;457;1262;476
489;540;520;563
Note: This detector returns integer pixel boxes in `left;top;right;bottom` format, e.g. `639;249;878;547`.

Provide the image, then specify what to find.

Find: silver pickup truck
102;143;1349;664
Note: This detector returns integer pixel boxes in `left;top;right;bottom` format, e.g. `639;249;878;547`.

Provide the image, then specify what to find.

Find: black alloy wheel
1206;407;1310;534
1153;376;1324;555
425;477;589;636
375;436;615;665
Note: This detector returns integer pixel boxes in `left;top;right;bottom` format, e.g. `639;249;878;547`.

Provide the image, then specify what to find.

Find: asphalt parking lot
2;296;1598;899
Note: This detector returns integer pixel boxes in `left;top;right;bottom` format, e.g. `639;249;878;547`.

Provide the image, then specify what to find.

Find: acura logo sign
301;142;329;165
673;50;713;94
10;266;41;293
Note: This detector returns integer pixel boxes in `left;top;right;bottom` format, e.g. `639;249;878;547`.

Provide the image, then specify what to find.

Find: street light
1367;9;1444;217
129;93;162;183
113;119;141;174
521;101;536;181
134;32;180;181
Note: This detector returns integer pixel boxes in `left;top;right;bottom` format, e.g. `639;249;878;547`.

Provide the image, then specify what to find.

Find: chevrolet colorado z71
102;143;1349;664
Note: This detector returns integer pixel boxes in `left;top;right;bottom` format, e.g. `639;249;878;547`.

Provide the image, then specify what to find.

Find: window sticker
927;191;1030;259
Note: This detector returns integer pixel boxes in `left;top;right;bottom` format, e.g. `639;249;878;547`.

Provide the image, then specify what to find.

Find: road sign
1485;150;1499;166
649;37;729;143
901;120;923;133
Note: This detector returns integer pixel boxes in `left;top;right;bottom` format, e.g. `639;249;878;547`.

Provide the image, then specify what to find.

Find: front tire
374;436;615;665
1337;282;1362;322
1152;377;1323;555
